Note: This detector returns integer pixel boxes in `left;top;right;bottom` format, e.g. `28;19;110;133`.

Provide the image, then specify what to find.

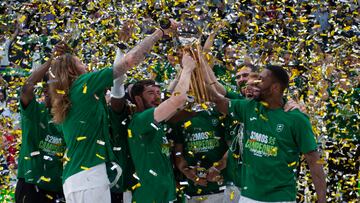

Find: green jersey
61;68;115;182
107;107;136;193
225;90;243;100
19;98;65;192
173;111;228;196
128;108;176;203
224;119;243;188
224;94;244;187
213;65;236;87
229;99;318;202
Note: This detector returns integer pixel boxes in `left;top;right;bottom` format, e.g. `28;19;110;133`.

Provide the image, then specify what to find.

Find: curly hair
48;53;82;123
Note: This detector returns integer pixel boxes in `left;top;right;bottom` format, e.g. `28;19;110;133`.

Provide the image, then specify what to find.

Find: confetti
131;183;141;190
30;151;40;157
56;89;65;95
76;136;87;141
40;176;51;182
0;1;358;202
288;161;297;167
149;169;157;176
96;153;105;160
184;121;192;129
96;140;105;146
82;84;87;94
150;123;159;131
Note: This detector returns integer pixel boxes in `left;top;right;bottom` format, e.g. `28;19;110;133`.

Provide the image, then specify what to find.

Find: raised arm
154;54;196;123
20;59;52;107
203;22;224;53
304;151;326;203
113;20;178;78
201;60;227;96
207;82;229;115
203;32;216;53
20;42;67;107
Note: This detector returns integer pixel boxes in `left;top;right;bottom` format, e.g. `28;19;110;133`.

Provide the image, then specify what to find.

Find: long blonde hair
48;53;82;123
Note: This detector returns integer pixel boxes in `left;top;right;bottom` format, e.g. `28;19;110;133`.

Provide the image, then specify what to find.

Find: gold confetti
316;159;326;165
131;183;141;190
230;190;235;200
260;101;269;107
76;136;87;141
96;153;105;160
288;161;297;167
40;176;51;182
46;194;53;200
184;121;192;129
259;114;268;121
83;84;87;94
56;89;65;95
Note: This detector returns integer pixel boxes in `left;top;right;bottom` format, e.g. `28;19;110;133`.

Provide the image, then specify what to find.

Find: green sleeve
109;108;129;137
293;111;318;154
20;98;41;118
228;99;250;122
225;91;243;99
80;67;113;95
130;108;158;137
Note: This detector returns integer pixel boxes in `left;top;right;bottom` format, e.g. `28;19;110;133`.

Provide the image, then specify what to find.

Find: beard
142;97;161;109
142;97;154;109
256;86;271;101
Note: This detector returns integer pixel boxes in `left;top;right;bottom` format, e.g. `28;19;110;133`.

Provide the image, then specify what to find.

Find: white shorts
186;192;224;203
63;163;111;203
65;185;111;203
239;195;296;203
224;185;241;203
123;190;132;203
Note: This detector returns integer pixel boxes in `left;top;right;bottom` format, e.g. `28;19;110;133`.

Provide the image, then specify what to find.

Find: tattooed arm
113;20;178;78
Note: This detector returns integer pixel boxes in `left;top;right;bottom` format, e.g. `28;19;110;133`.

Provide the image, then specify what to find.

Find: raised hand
162;19;178;37
52;41;72;57
181;53;196;72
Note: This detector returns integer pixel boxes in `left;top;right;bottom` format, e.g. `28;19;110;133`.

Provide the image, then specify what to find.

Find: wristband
110;75;126;98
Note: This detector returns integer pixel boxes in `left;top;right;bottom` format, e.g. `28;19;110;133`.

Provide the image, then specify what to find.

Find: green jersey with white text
229;99;317;202
128;108;176;203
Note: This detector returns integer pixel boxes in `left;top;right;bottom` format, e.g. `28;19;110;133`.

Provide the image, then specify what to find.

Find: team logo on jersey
212;119;219;126
276;124;284;132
